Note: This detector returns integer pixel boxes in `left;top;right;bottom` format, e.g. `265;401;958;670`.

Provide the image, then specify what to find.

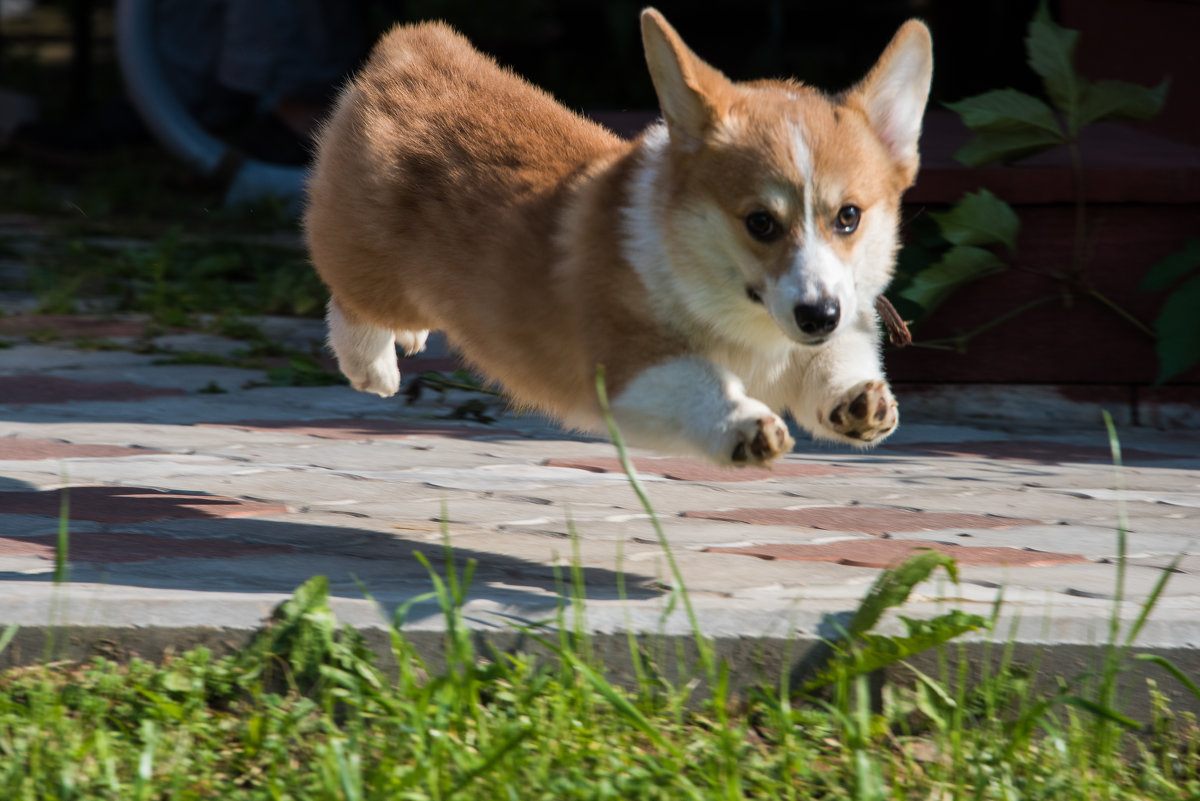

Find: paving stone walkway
0;311;1198;700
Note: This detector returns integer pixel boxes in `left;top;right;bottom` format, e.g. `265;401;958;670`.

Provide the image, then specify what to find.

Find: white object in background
114;0;305;212
0;88;38;148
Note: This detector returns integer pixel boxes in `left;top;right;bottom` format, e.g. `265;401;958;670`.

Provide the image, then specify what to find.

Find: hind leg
394;328;429;356
327;298;401;397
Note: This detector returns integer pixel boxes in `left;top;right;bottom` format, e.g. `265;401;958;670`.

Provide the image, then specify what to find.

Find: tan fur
305;10;932;465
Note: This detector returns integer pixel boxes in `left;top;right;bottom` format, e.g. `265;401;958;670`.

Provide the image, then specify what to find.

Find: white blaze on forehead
792;123;811;181
788;122;817;245
788;122;814;187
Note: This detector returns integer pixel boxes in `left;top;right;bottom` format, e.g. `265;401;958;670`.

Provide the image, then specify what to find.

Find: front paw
820;380;898;444
725;412;795;467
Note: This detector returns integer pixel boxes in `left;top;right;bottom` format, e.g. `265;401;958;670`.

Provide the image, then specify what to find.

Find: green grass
25;228;326;323
3;412;1199;799
1;551;1197;800
2;150;389;397
1;152;295;232
3;143;315;327
4;203;339;387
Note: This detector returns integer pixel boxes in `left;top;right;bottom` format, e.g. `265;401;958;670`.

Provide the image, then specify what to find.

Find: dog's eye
744;211;781;242
834;205;861;235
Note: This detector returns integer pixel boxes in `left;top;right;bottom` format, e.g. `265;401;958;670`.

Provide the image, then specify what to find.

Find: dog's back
304;22;627;411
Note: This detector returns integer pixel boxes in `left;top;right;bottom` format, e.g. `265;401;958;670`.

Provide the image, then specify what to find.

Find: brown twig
875;296;912;347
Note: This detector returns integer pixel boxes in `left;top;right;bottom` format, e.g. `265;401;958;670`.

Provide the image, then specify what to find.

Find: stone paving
0;311;1198;701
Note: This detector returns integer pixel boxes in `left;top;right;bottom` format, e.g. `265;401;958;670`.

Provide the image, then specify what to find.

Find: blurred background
0;0;1197;407
0;0;1195;216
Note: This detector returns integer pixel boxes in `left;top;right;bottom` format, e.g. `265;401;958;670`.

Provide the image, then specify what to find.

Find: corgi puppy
304;8;932;466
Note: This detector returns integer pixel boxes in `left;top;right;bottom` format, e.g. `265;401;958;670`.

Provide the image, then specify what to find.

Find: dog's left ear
848;20;933;185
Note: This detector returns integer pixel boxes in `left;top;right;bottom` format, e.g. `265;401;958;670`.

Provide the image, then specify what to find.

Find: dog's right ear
640;8;734;149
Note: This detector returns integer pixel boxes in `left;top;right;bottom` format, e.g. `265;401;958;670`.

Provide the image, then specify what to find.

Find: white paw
819;379;898;444
345;353;401;397
326;300;402;398
715;403;795;467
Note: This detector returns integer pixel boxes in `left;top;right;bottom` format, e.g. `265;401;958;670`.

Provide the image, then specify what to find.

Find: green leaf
945;89;1065;166
952;128;1066;168
1026;2;1083;123
846;551;959;640
899;245;1008;313
1139;238;1200;292
796;553;976;693
1152;272;1200;383
802;610;986;692
288;574;333;619
931;189;1020;254
160;669;192;694
946;89;1064;137
1080;78;1169;127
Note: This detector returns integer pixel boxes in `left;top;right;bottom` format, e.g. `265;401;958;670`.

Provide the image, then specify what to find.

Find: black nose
794;299;841;336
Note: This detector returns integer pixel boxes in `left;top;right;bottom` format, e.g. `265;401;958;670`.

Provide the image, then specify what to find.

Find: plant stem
1087;288;1158;340
911;294;1058;351
1068;140;1088;279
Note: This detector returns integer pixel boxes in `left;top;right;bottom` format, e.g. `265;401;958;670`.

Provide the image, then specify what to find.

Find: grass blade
594;365;716;682
447;726;533;797
55;482;70;584
1060;695;1142;730
1136;654;1200;703
1123;554;1181;649
568;654;673;752
526;629;678;756
0;623;16;657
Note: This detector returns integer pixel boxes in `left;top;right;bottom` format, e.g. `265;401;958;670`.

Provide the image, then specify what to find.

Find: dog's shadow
0;479;664;625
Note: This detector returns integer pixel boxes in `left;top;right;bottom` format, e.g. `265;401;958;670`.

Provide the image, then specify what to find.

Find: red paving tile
198;418;519;440
0;438;163;460
0;486;288;523
681;506;1042;534
0;531;295;563
0;376;186;405
0;314;147;339
705;540;1088;568
888;440;1180;464
544;456;873;482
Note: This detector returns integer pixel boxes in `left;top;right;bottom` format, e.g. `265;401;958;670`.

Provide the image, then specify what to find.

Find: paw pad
732;416;794;465
823;380;897;443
